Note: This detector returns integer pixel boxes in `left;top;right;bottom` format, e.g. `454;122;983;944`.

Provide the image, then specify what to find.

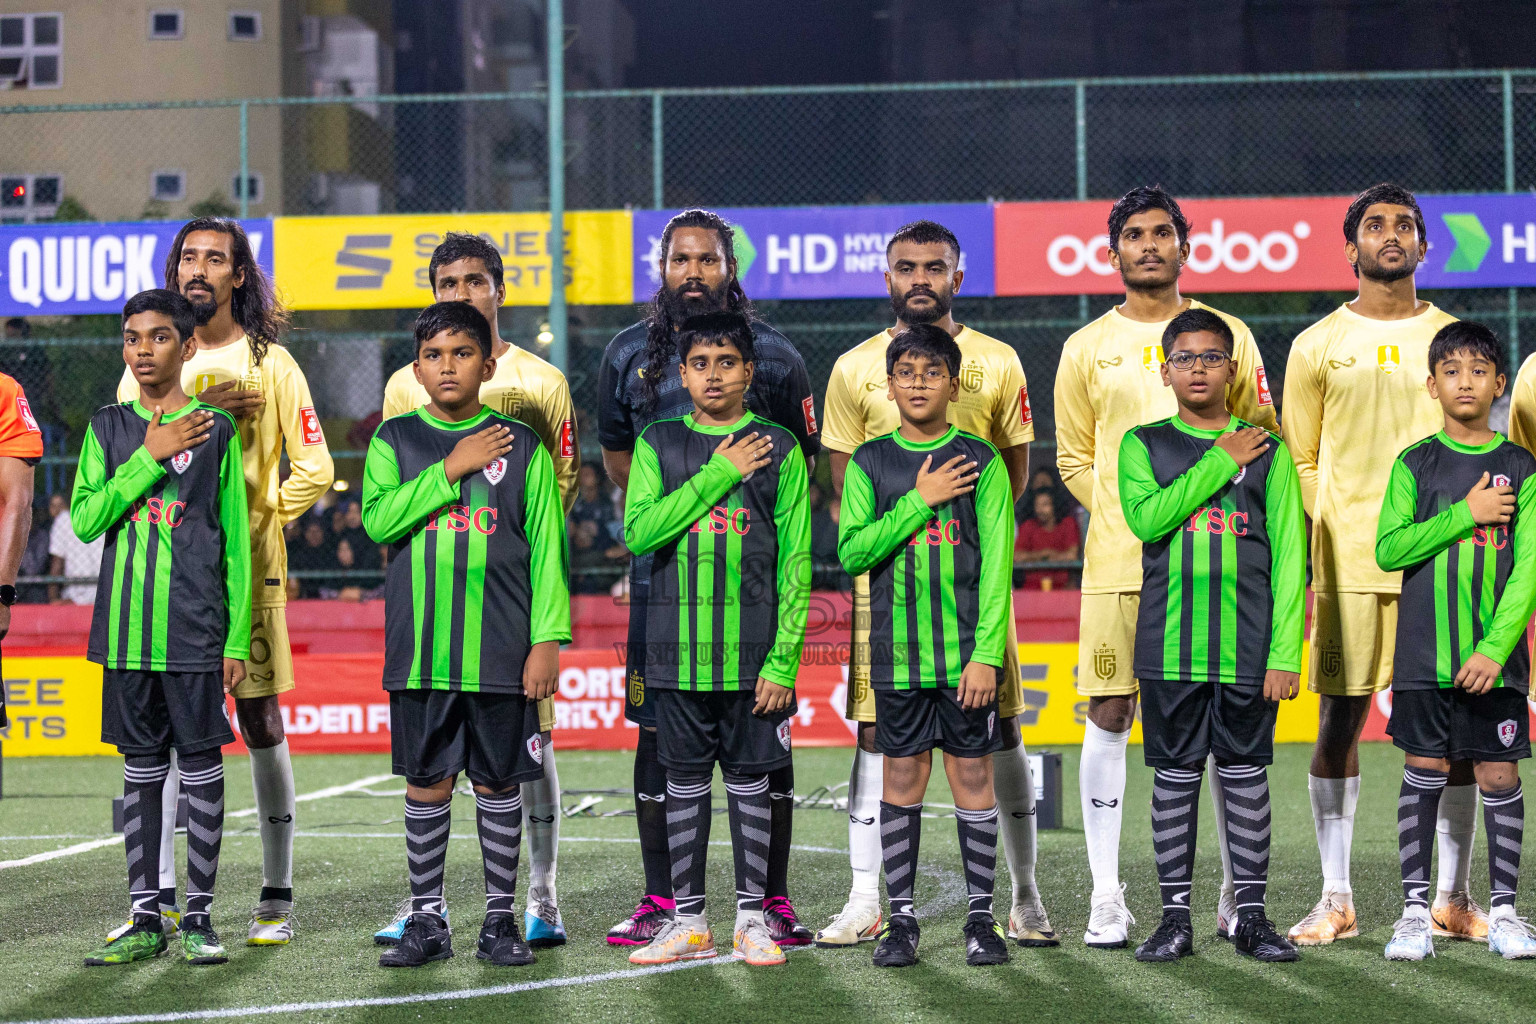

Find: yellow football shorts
844;573;1027;722
1308;591;1396;697
1075;592;1140;698
231;604;297;700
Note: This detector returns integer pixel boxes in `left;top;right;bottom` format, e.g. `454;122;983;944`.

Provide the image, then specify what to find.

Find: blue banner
1418;194;1536;289
632;204;993;303
0;219;273;317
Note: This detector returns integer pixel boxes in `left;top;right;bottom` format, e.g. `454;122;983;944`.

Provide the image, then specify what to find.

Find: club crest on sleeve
1231;466;1247;485
16;395;39;432
1499;719;1518;748
171;450;194;474
776;718;792;751
484;457;508;485
1256;366;1273;406
559;418;575;459
299;406;324;446
527;734;544;764
1494;474;1511;488
802;395;818;436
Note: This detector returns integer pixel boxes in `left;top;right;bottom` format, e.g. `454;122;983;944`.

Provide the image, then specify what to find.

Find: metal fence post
239;100;249;219
651;91;664;209
547;0;567;372
1075;80;1089;324
1505;71;1519;367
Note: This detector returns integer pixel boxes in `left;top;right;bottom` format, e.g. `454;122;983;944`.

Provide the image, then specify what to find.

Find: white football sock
1436;783;1479;896
249;740;296;895
847;747;884;903
991;740;1037;903
1309;774;1359;895
158;748;179;895
1207;752;1235;895
522;743;560;901
1081;720;1130;900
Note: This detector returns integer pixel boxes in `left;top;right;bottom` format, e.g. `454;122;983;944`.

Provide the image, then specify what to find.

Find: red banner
993;197;1359;296
225;650;857;755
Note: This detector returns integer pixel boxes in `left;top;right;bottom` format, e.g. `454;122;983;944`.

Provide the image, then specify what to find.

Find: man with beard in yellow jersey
1055;187;1276;949
113;218;333;948
376;232;577;950
1282;184;1487;947
816;220;1057;950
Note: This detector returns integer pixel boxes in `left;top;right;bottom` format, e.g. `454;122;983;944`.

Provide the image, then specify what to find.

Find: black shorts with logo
874;687;1001;759
389;689;545;789
653;687;795;774
100;668;235;757
624;574;655;728
1139;677;1277;768
1387;686;1532;762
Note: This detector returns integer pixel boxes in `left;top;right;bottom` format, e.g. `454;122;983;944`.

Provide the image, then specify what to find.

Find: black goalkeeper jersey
73;400;250;672
363;407;571;694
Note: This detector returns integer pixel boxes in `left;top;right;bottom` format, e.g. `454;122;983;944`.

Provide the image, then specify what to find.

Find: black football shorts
653;687;795;774
874;687;1002;759
100;669;235;757
1139;677;1277;768
390;689;545;789
1387;686;1531;762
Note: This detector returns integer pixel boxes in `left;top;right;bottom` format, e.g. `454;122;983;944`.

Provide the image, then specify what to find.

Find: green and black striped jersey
1377;432;1536;694
838;426;1013;689
73;400;250;671
624;411;811;692
1119;415;1305;686
362;407;571;694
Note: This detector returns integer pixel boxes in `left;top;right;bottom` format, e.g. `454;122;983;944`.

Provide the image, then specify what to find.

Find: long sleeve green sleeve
1375;459;1476;572
623;434;742;556
837;460;932;577
759;448;811;688
361;434;457;544
1475;474;1536;665
1118;430;1241;542
970;455;1013;670
218;426;251;661
69;425;166;542
524;443;573;646
1264;441;1305;673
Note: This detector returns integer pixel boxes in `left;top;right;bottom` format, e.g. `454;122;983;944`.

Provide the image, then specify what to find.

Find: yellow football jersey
383;343;578;511
1054;300;1276;594
1508;352;1536;455
118;339;334;608
821;325;1035;454
1282;302;1456;593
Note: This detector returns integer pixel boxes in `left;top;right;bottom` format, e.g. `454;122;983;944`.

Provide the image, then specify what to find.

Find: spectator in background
18;494;53;603
286;517;335;599
807;480;845;591
48;491;103;605
568;462;628;593
1015;489;1080;591
333;499;382;576
1027;465;1075;519
570;462;614;532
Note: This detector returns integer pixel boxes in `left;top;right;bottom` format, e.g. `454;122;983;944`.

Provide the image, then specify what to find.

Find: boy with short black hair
363;301;570;969
80;288;250;967
1377;319;1536;962
1119;306;1305;964
623;311;811;968
838;323;1014;969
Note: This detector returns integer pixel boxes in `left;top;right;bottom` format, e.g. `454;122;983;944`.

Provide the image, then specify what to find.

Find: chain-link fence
3;71;1535;594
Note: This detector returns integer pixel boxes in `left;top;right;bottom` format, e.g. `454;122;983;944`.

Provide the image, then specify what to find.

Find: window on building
231;172;263;204
0;13;63;89
152;171;186;202
148;10;183;40
0;174;62;222
228;11;260;41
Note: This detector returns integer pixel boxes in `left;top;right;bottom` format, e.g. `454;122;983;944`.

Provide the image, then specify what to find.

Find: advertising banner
993;196;1358;296
0;219;272;317
632;204;994;303
1417;193;1536;289
272;211;632;310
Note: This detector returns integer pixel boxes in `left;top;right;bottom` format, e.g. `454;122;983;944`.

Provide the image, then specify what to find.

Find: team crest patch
802;395;818;436
559;418;575;459
299;406;324;446
171;450;193;474
1094;643;1116;681
1495;474;1511;488
1377;344;1400;374
1318;642;1342;678
987;712;996;738
960;362;984;393
484;458;507;485
1231;465;1247;485
628;671;645;707
776;719;792;751
15;396;38;432
527;734;544;764
1019;385;1033;425
1498;719;1519;749
1256;366;1273;406
1143;345;1163;372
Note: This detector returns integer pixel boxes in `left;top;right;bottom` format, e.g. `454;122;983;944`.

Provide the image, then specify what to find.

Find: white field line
0;773;394;870
0;958;728;1024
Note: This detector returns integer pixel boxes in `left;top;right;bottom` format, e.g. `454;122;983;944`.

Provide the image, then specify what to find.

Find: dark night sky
623;0;884;87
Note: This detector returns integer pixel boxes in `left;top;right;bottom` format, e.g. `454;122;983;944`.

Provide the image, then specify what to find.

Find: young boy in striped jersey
1377;321;1536;962
363;302;570;969
1118;308;1305;963
622;312;811;968
80;289;250;967
838;324;1014;969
